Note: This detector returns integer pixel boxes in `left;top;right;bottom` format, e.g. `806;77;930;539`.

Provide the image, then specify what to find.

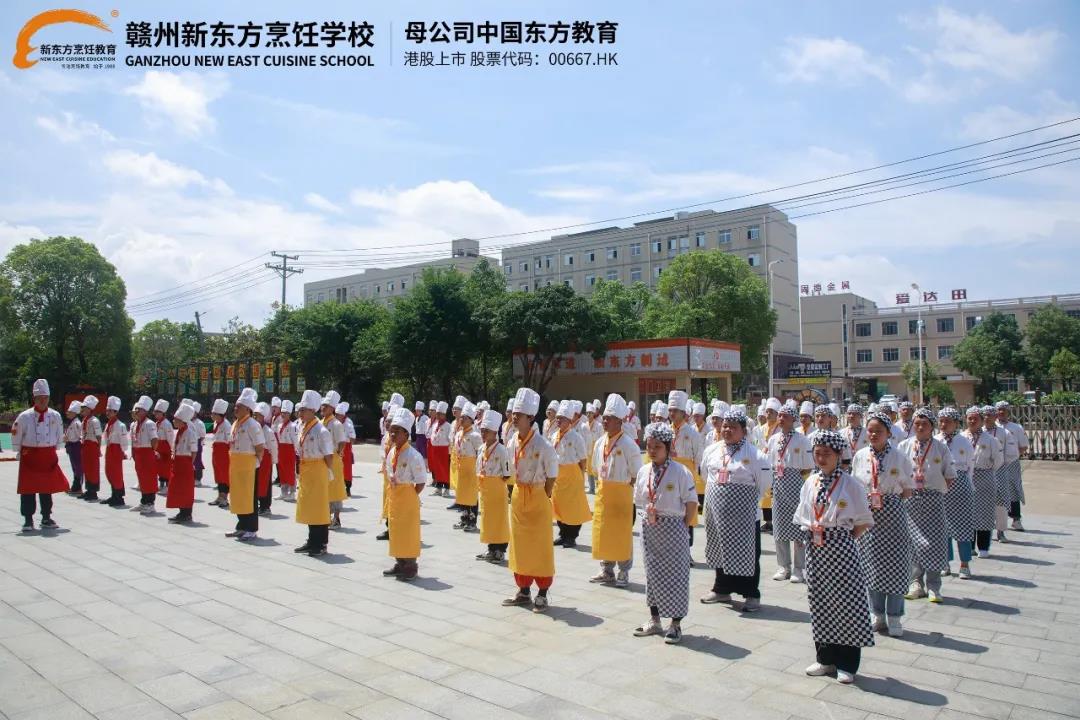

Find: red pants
167;455;195;509
212;442;230;487
133;447;158;495
514;573;553;590
81;441;101;486
104;444;124;490
277;443;296;486
428;444;450;485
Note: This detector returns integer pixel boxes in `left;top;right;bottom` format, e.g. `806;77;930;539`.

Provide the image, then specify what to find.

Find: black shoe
107;497;125;507
376;530;389;541
258;509;271;517
307;546;327;557
446;503;460;510
383;563;402;576
21;520;34;533
294;543;312;553
563;539;577;549
225;530;244;538
82;491;98;501
168;514;183;523
553;537;566;546
40;518;58;530
453;520;469;530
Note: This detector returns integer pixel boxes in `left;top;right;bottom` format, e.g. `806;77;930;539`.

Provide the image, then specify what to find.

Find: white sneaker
1011;519;1024;531
905;583;926;600
943;564;952;577
790;570;806;584
928;589;942;604
977;549;989;559
872;614;887;633
772;568;790;581
237;531;258;542
805;662;835;676
615;571;629;588
700;591;732;605
996;531;1009;543
958;566;972;579
590;571;615;585
633;619;663;637
837;670;856;684
887;616;904;637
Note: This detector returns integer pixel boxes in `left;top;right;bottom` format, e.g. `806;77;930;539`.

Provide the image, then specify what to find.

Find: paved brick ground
1;451;1077;720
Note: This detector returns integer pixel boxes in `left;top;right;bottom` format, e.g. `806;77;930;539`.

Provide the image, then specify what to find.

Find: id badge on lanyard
870;490;883;511
812;525;825;547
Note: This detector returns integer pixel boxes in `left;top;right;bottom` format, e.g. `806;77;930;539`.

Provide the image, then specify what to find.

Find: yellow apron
295;458;331;525
388;482;421;558
450;448;460;492
379;445;390;520
479;475;510;544
228;452;258;516
508;484;555;577
551;463;593;525
455;455;479;506
672;457;704;524
761;486;773;510
328;454;347;503
591;480;634;562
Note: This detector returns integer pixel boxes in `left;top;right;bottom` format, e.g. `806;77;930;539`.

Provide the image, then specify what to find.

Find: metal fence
1010;405;1080;461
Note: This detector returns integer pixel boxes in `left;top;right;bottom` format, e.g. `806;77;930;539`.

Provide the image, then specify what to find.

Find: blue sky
1;0;1078;329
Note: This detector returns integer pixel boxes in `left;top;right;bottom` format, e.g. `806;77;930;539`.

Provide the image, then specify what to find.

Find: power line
264;251;303;308
126;252;270;304
128;271;279;316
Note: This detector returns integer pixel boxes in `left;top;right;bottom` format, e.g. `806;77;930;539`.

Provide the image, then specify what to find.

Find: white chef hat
655;402;670;419
570;400;583;416
765;397;782;413
255;402;271;419
189;400;201;414
236;388;257;411
212;398;229;415
513;387;540;415
693;402;707;416
105;396;121;412
478;400;490;411
381;401;390;412
281;399;294;414
886;401;898;412
271;396;282;408
828;402;841;417
336;402;350;415
175;403;194;423
603;393;628;419
389;392;405;407
134;395;153;412
67;400;82;413
685;399;694;415
390;407;414;431
594;398;602;410
453;395;467;410
627;401;636;411
83;395;99;410
430;399;438;410
322;390;341;407
715;401;730;415
799;401;814;416
546;400;559;413
667;390;688;412
415;400;425;411
460;401;476;420
32;379;50;397
154;398;169;413
556;400;573;419
436;401;449;414
299;389;322;411
180;398;192;407
867;402;879;413
585;401;595;414
480;410;502;432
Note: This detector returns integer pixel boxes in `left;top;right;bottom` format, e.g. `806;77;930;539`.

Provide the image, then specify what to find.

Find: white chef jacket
704;427;723;447
988;425;1019;463
12;407;64;451
898;436;955;492
937;431;975;477
102;418;130;455
415;414;431;437
261;425;278;464
277;418;299;452
478;441;512;477
793;471;874;531
766;430;814;473
453;427;484;458
323;416;347;451
963;429;1003;470
82;415;102;443
895;419;915;442
634;460;697;517
1000;420;1028;451
190;415;206;441
552;427;587;465
701;440;771;499
429;418;451;447
230;416;264;457
298;418;333;459
670;421;704;473
851;445;915;495
174;422;199;456
63;417;83;444
212;418;232;443
131;417;158;449
386;442;426;485
508;427;559;485
155;419;174;450
344;417;357;441
590;430;642;484
842;425;870;455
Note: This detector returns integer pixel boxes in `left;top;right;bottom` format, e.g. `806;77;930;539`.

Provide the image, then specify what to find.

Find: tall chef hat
299;389;322;411
828;402;840;417
280;399;294;414
83;395;100;410
336;402;350;415
32;379;50;397
667;390;688;412
212;398;229;415
106;396;121;412
255;402;271;419
512;387;541;416
381;401;390;412
415;400;425;411
453;395;467;410
655;402;669;419
799;401;814;416
390;407;414;431
437;401;449;414
236;388;257;411
67;400;82;413
603;393;628;419
692;402;706;416
322;390;341;407
191;401;201;414
480;410;502;433
460;402;476;420
506;398;515;413
175;403;194;423
765;397;782;413
627;401;636;411
556;400;573;419
546;400;559;413
271;396;282;408
389;392;405;407
135;395;153;412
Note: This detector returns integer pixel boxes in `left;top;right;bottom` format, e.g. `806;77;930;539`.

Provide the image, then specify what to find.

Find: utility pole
194;311;206;354
265;252;303;308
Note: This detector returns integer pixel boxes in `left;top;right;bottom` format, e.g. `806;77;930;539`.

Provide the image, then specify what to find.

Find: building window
747;253;760;267
317;292;325;302
606;246;618;260
938;345;954;360
881;321;898;336
401;280;408;291
545;279;553;287
667;237;677;251
719;229;732;244
563;254;574;266
654;265;663;278
651;240;662;253
606;270;618;281
586;251;596;263
695;231;706;248
563;278;573;288
965;316;980;331
388;281;395;292
585;274;596;287
856;349;873;363
937;317;955;333
520;283;529;292
910;346;924;360
519;261;529;273
335;287;346;303
999;377;1019;392
630;268;642;282
747;225;760;241
504;264;512;275
883;348;899;362
630;243;642;256
375;285;380;295
679;235;690;249
544;255;553;269
906;319;918;335
1066;309;1080;319
533;256;541;273
855;322;871;337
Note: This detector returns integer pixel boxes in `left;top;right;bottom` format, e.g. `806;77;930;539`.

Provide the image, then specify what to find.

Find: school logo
13;8;114;69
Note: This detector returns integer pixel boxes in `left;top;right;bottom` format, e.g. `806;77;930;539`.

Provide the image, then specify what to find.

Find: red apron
343;442;354;482
156;441;173;480
167;454;195;508
133;446;158;494
81;440;101;485
428;444;450;483
212;441;230;487
257;448;273;497
17;446;70;494
277;442;297;487
104;443;125;490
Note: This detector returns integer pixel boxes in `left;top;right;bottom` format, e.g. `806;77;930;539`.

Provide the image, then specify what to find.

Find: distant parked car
878;394;899;406
1023;391;1037;405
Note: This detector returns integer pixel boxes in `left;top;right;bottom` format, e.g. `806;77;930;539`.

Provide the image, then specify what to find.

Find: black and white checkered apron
805;527;875;647
1003;460;1024;504
905;489;949;572
772;466;805;542
857;493;911;595
970;467;996;531
943;469;975;540
704;481;758;576
994;463;1014;506
642;514;691;618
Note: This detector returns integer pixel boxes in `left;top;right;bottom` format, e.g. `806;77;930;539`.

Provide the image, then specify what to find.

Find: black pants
689;495;705;546
974;530;991;552
140;492;156;505
235;471;259;532
217;483;229;494
460;505;479;525
816;642;861;673
650;605;683;621
308;524;329;549
258;492;272;513
712;521;761;598
556;521;580;541
1009;501;1022;520
21;493;53;519
488;542;508;552
159;475;168;488
762;507;773;523
345;480;353;495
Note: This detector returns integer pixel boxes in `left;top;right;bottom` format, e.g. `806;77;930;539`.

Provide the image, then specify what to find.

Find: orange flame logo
13;9;112;69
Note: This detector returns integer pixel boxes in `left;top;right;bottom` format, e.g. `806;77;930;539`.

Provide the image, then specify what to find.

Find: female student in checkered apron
899;408;955;604
768;403;814;583
936;408;977;579
851;411;915;638
963;406;1003;557
632;422;698;644
794;430;874;684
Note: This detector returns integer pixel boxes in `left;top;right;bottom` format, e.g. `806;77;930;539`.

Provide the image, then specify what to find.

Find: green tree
588;279;652;342
0;236;132;400
952;313;1028;402
494;284;605;395
131;319;204;384
462;259;511;401
1024;305;1080;389
206;317;266;360
644;251;776;374
900;360;955;405
1049;347;1080;390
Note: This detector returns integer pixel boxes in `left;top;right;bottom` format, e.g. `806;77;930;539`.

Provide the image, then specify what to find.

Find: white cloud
924;7;1058;82
124;71;228;136
776;37;890;85
35;111;115;144
535;186;617;202
102;149;230;193
960;91;1080;140
303;192;344;214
